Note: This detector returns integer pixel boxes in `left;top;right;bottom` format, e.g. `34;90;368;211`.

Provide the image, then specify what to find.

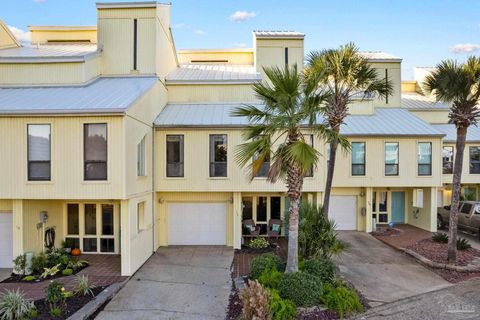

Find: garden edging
402;248;480;272
67;278;129;320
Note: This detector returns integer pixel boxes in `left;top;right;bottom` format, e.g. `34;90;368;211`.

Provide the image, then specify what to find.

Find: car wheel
437;215;445;230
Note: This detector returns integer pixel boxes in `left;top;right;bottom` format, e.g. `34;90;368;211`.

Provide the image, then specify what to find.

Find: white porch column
233;192;242;249
429;187;438;232
315;192;323;208
365;187;373;232
12;200;23;257
120;200;131;276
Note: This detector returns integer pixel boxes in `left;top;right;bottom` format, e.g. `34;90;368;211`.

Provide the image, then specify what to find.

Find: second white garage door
0;212;13;268
329;196;357;230
168;203;227;245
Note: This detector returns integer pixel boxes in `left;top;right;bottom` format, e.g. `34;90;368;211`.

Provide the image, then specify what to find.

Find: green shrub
269;289;296;320
67;259;88;271
31;253;47;275
239;280;271;320
457;238;472;250
299;203;345;259
73;275;96;297
432;232;448;243
0;289;36;320
12;254;26;275
62;268;73;276
250;253;284;279
249;237;270;249
50;307;62;318
277;272;322;307
258;269;283;289
321;284;363;318
45;281;66;312
303;258;336;284
40;264;61;279
22;275;36;282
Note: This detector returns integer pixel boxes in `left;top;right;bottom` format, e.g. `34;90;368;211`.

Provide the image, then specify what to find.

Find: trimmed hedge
277;272;322;307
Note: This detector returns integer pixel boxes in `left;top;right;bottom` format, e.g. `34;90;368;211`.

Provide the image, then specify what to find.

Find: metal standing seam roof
358;51;402;62
154;103;444;136
0;44;99;62
253;31;305;39
402;92;450;110
0;76;158;115
166;64;261;84
431;124;480;143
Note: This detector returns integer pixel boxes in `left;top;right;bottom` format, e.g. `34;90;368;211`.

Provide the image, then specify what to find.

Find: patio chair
267;219;282;239
243;219;260;236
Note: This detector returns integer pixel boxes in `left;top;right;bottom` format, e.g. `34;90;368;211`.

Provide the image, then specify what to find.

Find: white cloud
233;42;247;48
194;29;206;36
173;23;188;29
229;11;256;22
7;25;31;43
449;43;480;54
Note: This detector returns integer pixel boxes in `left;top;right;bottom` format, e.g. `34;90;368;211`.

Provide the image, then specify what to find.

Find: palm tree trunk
448;126;467;263
323;128;340;216
286;192;300;273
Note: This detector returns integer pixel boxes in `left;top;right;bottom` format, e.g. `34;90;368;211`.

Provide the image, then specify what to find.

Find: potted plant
62;239;73;254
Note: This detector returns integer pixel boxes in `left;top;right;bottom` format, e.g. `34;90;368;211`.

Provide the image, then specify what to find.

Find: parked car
438;201;480;239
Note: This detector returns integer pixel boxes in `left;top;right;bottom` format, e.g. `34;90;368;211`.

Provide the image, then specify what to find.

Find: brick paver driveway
96;246;233;320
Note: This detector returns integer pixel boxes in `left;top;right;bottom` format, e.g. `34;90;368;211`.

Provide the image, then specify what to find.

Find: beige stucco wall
178;50;254;65
410;110;449;124
167;84;256;102
0;22;18;49
406;187;437;232
254;38;304;76
30;29;97;44
442;142;480;184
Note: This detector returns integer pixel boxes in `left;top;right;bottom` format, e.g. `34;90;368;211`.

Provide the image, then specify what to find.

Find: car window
443;205;451;210
460;203;472;214
474;204;480;215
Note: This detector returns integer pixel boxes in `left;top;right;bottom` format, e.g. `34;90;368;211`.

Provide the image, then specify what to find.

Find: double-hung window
84;123;107;181
418;142;432;176
385;142;399;176
166;135;184;177
209;134;227;177
351;142;366;176
443;146;454;174
470;147;480;174
27;124;51;181
137;135;146;177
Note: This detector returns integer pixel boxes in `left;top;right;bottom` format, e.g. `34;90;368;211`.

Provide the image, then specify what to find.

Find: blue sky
2;0;479;79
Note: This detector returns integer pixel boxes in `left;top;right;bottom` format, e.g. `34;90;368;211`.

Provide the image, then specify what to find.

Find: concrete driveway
96;246;233;320
0;269;11;282
334;232;451;306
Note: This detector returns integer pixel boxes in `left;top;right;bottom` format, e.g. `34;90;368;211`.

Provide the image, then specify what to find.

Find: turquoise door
392;192;405;223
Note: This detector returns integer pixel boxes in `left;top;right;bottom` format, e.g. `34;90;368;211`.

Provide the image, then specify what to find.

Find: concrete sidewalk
354;278;480;319
334;232;450;306
96;246;233;320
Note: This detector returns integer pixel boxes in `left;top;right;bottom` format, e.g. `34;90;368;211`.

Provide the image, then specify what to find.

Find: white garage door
329;196;357;230
0;212;13;268
168;203;227;245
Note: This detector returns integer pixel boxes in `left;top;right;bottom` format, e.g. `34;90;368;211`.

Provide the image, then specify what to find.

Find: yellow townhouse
0;1;449;276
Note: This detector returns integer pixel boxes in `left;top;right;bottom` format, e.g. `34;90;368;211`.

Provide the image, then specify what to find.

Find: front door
392;192;405;223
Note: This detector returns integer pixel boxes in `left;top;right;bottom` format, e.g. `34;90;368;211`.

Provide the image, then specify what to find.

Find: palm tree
424;57;480;263
232;64;345;272
305;43;393;216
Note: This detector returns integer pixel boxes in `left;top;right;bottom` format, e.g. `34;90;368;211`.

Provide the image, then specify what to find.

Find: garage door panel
329;196;357;230
168;203;227;245
0;212;13;268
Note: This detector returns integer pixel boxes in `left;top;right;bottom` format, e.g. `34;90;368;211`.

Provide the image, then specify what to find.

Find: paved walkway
334;232;450;306
96;246;233;320
0;255;126;300
373;224;432;249
354;278;480;319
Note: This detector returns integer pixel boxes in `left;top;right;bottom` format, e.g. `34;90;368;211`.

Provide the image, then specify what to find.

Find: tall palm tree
424;57;480;263
305;43;393;217
232;64;345;272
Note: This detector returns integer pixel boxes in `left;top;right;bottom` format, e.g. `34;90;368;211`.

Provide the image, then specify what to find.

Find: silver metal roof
402;92;450;110
0;76;157;115
432;124;480;143
359;51;402;62
154;103;444;136
0;44;99;63
253;31;305;39
166;64;261;84
96;2;163;9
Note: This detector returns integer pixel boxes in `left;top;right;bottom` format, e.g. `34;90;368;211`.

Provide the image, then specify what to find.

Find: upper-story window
351;142;365;176
137;135;146;177
166;135;184;177
304;134;314;177
418;142;432;176
470;146;480;174
443;146;454;174
385;142;399;176
209;134;227;177
84;123;107;181
27;124;51;181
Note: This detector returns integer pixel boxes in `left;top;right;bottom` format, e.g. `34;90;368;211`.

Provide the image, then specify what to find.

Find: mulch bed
427;268;480;283
297;307;339;320
226;290;242;320
1;266;87;284
371;227;401;237
33;286;105;320
238;242;278;254
407;239;480;266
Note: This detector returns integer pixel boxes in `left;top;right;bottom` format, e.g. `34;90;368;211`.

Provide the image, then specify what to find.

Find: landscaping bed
407;238;480;267
371;227;401;237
